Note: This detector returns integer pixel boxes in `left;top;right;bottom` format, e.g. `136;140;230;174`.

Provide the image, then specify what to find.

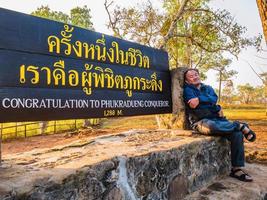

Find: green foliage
32;5;69;23
31;5;94;30
70;6;94;30
106;2;164;45
210;58;237;85
237;83;265;104
105;0;262;71
221;80;234;103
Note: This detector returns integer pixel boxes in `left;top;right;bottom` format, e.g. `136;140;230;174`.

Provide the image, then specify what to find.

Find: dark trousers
192;117;245;167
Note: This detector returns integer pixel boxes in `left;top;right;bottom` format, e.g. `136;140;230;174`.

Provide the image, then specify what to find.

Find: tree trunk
39;121;48;135
83;119;90;127
154;67;190;130
155;115;161;129
171;67;191;129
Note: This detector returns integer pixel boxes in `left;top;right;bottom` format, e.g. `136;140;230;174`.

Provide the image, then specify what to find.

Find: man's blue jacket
183;83;221;124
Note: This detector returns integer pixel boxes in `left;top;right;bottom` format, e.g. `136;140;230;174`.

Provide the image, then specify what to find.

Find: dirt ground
244;120;267;164
1;128;124;155
1;117;267;165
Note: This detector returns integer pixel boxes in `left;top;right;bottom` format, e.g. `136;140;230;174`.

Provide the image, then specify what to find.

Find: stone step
185;163;267;200
0;129;236;199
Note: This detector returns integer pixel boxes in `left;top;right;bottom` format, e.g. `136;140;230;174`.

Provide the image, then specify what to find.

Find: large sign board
0;8;172;122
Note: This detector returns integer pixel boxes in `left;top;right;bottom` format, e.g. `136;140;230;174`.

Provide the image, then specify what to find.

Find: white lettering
2;98;10;108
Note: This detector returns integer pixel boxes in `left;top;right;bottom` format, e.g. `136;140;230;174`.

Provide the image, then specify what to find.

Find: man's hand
187;97;199;109
218;109;224;117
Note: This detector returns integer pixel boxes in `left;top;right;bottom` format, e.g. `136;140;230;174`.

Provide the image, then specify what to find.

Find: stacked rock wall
0;131;230;200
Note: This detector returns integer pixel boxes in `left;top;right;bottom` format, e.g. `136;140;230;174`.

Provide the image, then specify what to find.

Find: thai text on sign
0;8;172;122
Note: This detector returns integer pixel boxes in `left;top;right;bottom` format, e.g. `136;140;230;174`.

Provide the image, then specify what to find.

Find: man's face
185;70;201;86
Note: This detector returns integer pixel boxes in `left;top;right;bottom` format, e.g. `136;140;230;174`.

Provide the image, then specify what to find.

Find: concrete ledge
0;129;231;200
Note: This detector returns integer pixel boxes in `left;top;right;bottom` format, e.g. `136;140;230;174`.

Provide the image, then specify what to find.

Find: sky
0;0;266;90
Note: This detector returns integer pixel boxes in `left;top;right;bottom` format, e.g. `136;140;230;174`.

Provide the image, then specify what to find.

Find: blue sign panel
0;8;172;122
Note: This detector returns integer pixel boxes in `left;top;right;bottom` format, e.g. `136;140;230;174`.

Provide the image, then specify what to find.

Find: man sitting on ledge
183;68;256;182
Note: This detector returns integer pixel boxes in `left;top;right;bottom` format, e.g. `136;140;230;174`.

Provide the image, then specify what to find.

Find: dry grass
224;108;267;164
1;108;266;164
101;115;157;130
223;108;266;121
1;120;86;140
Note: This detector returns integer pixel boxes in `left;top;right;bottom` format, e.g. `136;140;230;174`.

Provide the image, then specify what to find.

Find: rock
185;163;267;200
0;130;233;199
168;174;189;200
126;136;231;199
103;186;124;200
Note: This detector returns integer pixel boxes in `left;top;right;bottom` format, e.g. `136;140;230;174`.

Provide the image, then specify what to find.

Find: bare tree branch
194;51;204;68
172;33;235;55
104;0;123;38
241;58;265;83
160;0;190;49
255;55;267;60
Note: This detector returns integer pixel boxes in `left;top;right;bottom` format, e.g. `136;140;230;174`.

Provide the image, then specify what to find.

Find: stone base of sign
0;129;233;200
1;129;266;199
